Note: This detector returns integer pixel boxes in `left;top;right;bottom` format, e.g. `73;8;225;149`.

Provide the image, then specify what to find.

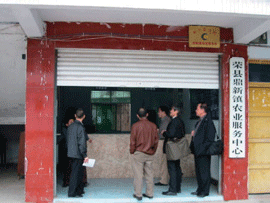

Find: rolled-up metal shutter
56;48;220;89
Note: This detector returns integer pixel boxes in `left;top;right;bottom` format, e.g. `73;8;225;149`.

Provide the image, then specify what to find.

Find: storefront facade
25;22;248;202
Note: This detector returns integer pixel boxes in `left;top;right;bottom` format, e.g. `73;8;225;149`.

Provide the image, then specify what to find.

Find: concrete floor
1;165;270;203
54;177;222;203
0;164;25;203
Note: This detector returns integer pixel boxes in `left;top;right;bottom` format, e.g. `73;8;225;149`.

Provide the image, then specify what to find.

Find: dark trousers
83;166;87;184
63;159;87;186
167;159;182;193
63;158;72;186
195;155;211;195
68;158;84;197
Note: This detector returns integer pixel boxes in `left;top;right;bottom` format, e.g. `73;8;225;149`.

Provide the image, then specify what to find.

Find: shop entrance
54;48;223;201
54;87;223;202
249;83;270;193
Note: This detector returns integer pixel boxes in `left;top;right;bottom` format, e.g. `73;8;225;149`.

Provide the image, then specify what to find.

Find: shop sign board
189;26;220;48
229;57;245;158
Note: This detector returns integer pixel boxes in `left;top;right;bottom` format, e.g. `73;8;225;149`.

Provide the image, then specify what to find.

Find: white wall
248;46;270;59
0;24;26;124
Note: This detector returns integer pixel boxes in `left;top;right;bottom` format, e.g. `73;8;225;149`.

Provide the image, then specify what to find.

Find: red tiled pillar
221;44;249;201
25;39;55;203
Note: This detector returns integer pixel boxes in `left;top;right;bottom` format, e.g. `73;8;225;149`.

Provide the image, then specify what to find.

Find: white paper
83;159;95;167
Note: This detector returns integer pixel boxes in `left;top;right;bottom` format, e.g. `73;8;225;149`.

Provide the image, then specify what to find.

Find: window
91;91;131;132
249;62;270;83
249;32;267;45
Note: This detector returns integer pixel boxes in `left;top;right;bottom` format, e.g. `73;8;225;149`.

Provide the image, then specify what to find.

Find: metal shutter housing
57;48;220;89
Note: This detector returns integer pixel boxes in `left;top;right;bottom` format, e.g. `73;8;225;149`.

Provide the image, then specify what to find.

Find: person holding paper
130;108;159;201
67;108;89;198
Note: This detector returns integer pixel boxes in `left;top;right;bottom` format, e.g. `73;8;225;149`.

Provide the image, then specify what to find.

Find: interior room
55;86;222;202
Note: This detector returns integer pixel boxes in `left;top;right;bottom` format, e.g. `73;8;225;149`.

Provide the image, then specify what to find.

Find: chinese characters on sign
229;57;245;158
189;26;220;48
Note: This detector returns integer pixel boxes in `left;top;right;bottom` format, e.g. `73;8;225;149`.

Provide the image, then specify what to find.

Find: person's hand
88;139;92;143
84;157;89;163
191;130;195;137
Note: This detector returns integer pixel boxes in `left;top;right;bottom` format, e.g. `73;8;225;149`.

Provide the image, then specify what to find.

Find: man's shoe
133;194;142;201
177;189;181;193
155;182;168;186
162;191;177;196
62;183;69;187
68;194;83;198
191;191;198;195
84;182;89;187
143;194;153;199
197;194;208;198
78;191;85;195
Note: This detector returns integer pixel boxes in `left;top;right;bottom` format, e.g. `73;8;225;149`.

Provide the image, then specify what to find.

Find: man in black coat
161;105;185;196
67;108;89;198
58;117;74;187
190;103;216;198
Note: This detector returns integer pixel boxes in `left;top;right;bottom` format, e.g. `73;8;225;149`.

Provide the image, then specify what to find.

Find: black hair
137;108;147;118
64;116;74;125
159;105;169;116
76;108;85;119
63;107;76;125
199;102;208;113
171;104;181;115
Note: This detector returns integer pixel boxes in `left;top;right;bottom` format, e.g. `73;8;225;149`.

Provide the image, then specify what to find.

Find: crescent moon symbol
201;33;208;40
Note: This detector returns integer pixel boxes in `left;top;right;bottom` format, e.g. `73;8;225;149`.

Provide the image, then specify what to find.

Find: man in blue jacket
190;103;216;198
67;108;89;198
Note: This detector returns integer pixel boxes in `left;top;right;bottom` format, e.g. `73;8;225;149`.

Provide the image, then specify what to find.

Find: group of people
130;103;216;200
61;102;216;200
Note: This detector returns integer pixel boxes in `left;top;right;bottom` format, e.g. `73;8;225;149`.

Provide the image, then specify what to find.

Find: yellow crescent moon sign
201;33;208;40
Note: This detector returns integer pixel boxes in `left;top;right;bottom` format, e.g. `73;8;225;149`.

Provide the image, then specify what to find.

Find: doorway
55;48;222;200
0;125;25;202
55;86;222;201
249;82;270;193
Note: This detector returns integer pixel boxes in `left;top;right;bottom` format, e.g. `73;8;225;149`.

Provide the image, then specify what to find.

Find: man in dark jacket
130;108;159;201
161;105;185;196
58;117;74;187
67;108;89;198
190;103;216;198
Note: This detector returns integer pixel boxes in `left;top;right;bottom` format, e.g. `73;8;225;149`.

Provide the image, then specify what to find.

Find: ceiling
0;3;270;44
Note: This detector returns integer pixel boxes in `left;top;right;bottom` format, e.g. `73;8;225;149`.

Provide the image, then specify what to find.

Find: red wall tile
223;173;248;200
221;44;248;201
26;58;55;88
25;39;55;203
26;174;54;203
46;22;233;43
26;88;55;117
